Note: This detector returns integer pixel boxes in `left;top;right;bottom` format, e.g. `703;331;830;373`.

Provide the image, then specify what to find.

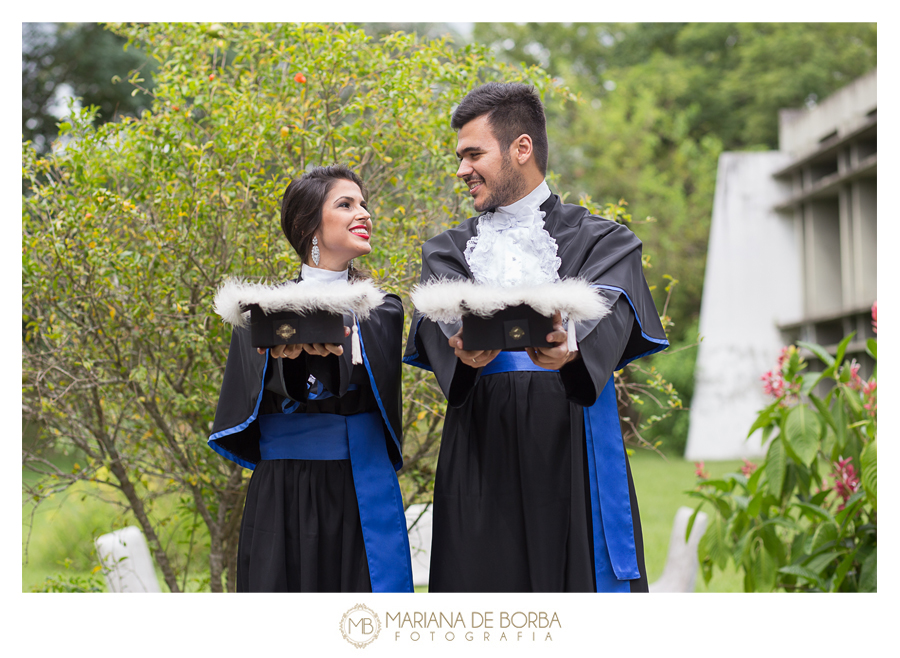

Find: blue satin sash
481;350;638;592
257;410;414;593
481;350;553;375
259;413;351;460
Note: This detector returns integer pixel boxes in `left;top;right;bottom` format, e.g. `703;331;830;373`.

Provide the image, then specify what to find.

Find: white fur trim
214;278;385;327
410;278;610;324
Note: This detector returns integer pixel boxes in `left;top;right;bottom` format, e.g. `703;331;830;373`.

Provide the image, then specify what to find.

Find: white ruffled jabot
464;180;559;287
462;180;579;351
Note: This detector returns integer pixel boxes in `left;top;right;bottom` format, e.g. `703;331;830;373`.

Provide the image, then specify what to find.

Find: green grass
630;450;744;592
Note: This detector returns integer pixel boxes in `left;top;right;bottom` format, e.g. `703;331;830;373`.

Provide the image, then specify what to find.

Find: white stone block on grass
649;506;709;593
95;526;161;593
405;503;433;588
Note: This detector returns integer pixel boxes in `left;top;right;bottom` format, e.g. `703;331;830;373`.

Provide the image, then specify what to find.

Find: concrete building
685;70;877;461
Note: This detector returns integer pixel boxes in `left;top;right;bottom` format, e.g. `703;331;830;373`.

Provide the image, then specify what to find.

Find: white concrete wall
779;69;877;156
685;152;801;460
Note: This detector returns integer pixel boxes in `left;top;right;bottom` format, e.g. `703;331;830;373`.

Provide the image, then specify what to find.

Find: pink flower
863;380;877;416
761;370;784;397
871;300;877;334
845;359;864;391
741;459;758;477
829;457;861;510
761;346;799;402
694;461;709;480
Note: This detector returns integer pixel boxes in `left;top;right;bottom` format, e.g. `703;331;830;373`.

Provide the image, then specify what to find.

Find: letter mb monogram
340;604;381;648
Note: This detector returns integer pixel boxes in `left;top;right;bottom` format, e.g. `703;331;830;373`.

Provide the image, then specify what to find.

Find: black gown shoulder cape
404;194;669;592
209;292;413;592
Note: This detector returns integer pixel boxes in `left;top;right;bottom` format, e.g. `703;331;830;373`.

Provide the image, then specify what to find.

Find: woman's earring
348;259;354;271
311;236;320;266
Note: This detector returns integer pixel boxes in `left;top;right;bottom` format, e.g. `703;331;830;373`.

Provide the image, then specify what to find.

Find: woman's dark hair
280;164;369;279
450;82;549;175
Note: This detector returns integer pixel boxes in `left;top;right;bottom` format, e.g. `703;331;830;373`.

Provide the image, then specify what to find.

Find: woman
208;165;412;592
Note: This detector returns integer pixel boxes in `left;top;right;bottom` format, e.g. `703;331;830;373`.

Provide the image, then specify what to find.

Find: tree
22;22;156;153
22;22;559;592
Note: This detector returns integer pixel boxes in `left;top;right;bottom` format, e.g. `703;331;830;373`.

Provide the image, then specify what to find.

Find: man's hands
449;329;501;369
524;311;579;371
259;327;351;359
451;311;579;370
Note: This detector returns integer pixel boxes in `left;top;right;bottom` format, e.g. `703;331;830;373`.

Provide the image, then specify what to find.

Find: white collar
494;180;551;217
301;263;349;284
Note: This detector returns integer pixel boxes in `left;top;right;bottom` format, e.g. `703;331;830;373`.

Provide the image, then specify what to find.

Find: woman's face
313;178;372;271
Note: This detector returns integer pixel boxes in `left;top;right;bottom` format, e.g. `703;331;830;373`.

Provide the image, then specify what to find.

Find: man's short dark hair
451;82;549;175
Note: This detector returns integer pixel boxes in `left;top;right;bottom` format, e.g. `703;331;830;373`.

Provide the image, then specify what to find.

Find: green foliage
631;320;699;455
22;22;560;592
29;558;105;593
22;23;157;153
691;335;877;592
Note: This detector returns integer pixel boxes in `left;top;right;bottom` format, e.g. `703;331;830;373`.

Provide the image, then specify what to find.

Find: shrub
691;311;876;592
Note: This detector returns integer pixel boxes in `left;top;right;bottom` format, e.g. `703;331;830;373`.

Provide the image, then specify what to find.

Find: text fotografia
386;611;561;642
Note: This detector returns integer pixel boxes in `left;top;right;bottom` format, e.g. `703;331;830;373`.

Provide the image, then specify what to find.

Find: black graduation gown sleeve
403;226;482;408
544;194;669;406
209;327;265;468
209;292;405;470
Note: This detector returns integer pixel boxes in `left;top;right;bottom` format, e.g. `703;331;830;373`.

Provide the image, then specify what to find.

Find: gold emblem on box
276;323;296;340
509;326;525;340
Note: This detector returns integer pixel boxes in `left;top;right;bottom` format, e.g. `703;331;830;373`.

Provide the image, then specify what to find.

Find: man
404;82;668;592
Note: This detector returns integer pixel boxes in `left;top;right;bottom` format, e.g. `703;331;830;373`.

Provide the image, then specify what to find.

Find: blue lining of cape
591;284;669;369
356;314;403;471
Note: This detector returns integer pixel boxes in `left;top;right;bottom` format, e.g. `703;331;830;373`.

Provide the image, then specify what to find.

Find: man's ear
512;133;534;165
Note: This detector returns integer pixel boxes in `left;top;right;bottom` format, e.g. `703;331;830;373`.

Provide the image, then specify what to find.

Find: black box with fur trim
461;304;555;351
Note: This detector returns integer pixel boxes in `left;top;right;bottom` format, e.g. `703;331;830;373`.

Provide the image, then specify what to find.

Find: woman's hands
258;327;351;359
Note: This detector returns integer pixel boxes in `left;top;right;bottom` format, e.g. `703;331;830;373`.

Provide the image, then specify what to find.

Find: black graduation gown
209;292;412;593
404;194;669;593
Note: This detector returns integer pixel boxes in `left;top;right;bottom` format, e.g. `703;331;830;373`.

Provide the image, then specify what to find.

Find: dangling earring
348;259;354;271
311;236;320;266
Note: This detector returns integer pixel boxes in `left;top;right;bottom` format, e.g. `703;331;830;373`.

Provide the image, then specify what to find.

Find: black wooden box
461;304;556;351
248;305;345;349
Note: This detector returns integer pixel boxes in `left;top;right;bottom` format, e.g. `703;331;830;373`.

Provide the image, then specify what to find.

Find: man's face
455;115;527;212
